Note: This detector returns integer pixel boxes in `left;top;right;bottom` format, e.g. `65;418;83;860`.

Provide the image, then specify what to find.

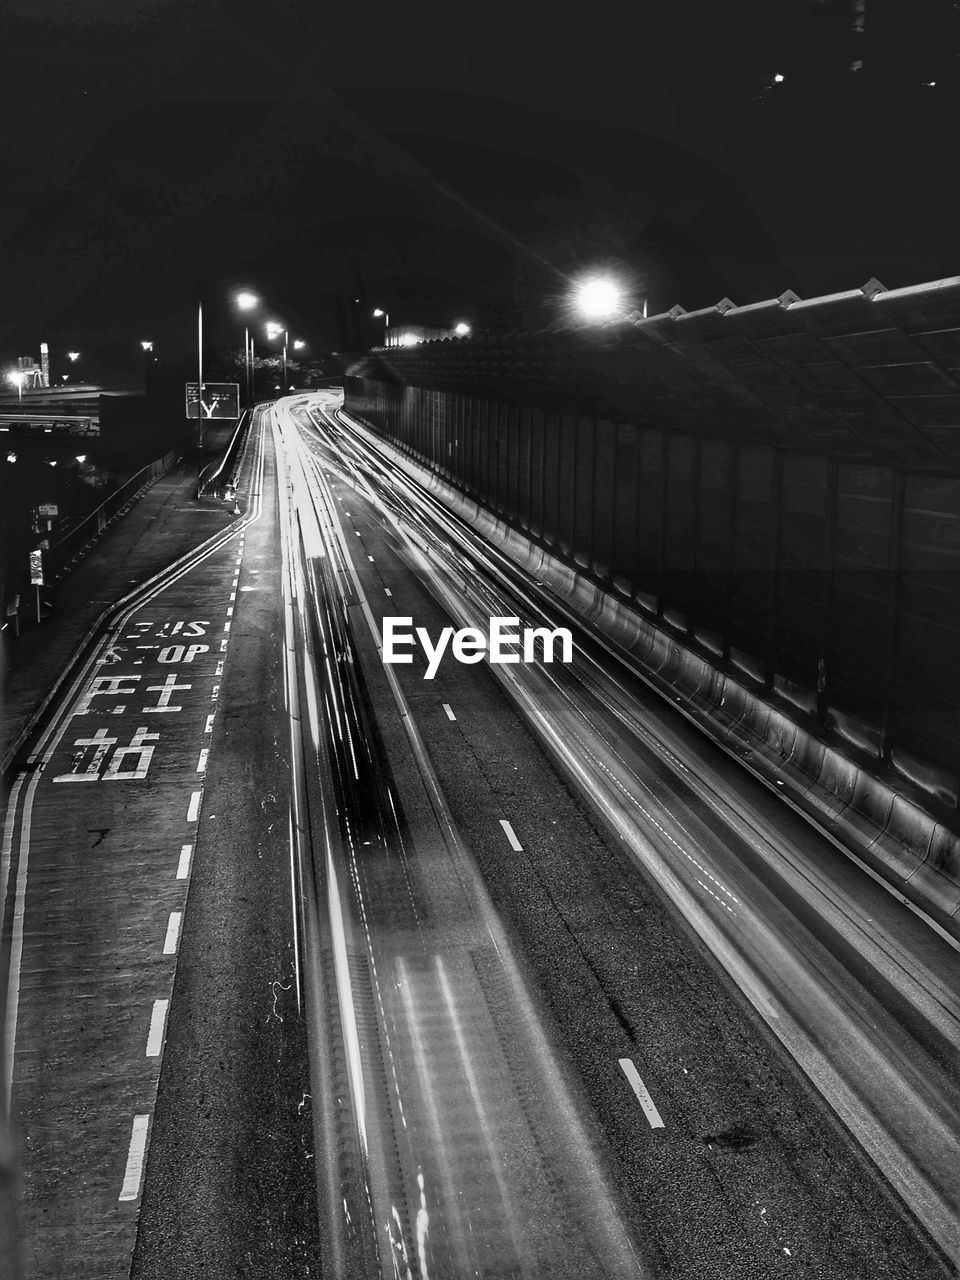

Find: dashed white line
163;912;182;955
219;638;228;652
177;844;192;879
223;621;231;632
367;555;374;562
215;661;224;676
186;791;201;823
619;1058;665;1129
442;703;457;721
196;749;208;773
145;999;169;1056
499;819;523;852
384;588;392;597
204;714;215;734
226;606;234;617
118;1114;150;1201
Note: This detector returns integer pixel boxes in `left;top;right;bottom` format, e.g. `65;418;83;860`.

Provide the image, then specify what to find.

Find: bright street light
454;321;471;336
236;291;259;310
75;454;87;463
293;340;305;350
67;351;80;362
140;340;153;351
7;371;25;403
572;276;626;321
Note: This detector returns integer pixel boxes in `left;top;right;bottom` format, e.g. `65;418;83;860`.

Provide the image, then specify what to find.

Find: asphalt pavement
1;448;236;775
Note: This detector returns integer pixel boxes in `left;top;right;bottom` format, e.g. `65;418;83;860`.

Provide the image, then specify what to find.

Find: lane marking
204;714;215;734
223;621;231;632
177;845;192;879
196;749;208;773
367;555;374;562
219;638;228;652
186;791;201;822
145;1000;169;1056
384;588;392;597
499;819;523;852
442;703;457;722
226;606;234;617
118;1114;150;1201
619;1058;665;1129
163;912;182;955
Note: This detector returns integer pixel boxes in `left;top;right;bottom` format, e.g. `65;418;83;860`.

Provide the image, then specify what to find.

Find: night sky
1;0;958;369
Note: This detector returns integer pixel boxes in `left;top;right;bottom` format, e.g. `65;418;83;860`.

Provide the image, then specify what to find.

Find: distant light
7;371;25;386
288;384;295;390
76;454;87;463
265;321;283;339
6;451;16;463
293;340;305;350
924;80;937;86
67;351;80;361
140;340;153;351
397;332;419;346
572;276;625;321
454;322;471;336
373;308;385;317
62;375;69;382
236;291;259;310
47;459;57;467
773;73;785;83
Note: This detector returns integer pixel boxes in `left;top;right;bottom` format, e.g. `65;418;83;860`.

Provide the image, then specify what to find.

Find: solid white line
196;749;208;773
163;912;182;955
176;844;192;879
499;819;523;852
442;703;457;721
186;791;201;822
118;1114;150;1201
145;999;168;1056
619;1058;665;1129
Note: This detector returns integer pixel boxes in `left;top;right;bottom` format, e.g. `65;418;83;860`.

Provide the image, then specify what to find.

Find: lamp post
373;308;389;345
236;291;259;408
7;371;25;404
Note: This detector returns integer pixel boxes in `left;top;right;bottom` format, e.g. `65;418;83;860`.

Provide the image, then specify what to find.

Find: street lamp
235;292;260;407
67;351;79;362
293;340;305;351
265;322;290;391
140;340;153;351
571;275;626;322
454;321;471;337
373;308;390;345
7;371;25;404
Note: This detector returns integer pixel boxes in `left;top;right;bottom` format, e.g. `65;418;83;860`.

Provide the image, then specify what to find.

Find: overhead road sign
184;382;239;420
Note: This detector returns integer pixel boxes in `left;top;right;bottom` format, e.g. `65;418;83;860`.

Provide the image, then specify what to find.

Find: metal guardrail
46;447;180;579
197;409;250;498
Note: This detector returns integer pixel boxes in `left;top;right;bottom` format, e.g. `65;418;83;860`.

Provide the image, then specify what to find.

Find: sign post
29;550;43;623
184;382;240;422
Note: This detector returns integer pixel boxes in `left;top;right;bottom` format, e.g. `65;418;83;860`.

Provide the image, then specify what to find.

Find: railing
197;409;251;498
46;446;180;580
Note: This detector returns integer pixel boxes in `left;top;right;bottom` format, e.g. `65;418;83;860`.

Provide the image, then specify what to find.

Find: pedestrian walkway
1;458;237;773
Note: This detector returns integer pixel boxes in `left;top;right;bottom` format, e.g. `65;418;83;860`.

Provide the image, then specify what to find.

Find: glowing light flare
572;276;625;321
454;322;471;336
236;291;259;310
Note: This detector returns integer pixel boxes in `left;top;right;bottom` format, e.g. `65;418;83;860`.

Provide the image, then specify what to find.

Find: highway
274;390;960;1277
3;390;959;1278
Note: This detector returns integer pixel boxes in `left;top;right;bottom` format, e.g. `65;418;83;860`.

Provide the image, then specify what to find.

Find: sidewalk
1;460;238;772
